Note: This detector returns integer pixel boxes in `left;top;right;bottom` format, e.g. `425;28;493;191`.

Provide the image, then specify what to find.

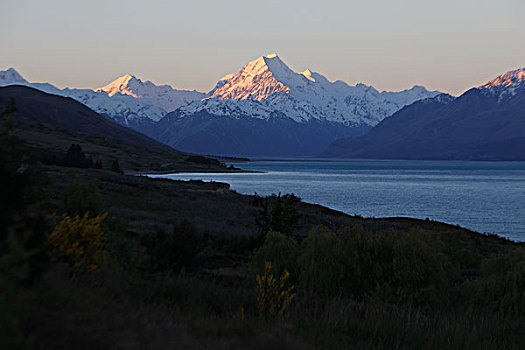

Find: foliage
111;158;123;173
270;193;301;234
63;143;92;168
48;213;108;272
298;225;346;295
94;159;103;169
256;261;295;318
252;231;300;278
0;99;46;237
298;225;452;304
140;220;204;271
255;193;301;235
253;225;454;305
459;247;525;315
61;179;102;217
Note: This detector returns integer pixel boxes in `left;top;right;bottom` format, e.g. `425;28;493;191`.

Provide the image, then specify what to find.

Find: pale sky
1;0;524;95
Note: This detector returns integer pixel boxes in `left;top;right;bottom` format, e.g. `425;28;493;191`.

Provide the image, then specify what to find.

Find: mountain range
0;54;440;156
321;68;525;160
152;54;440;156
2;56;523;160
0;67;205;131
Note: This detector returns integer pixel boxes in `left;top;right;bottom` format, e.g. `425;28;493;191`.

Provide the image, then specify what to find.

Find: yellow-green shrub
256;261;295;318
48;213;107;272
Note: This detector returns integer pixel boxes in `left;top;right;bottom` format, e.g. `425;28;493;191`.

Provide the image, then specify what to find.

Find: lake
149;161;525;241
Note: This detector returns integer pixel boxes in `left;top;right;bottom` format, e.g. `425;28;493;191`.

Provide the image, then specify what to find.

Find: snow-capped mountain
321;66;525;160
154;54;442;156
0;68;205;132
479;67;525;102
0;68;27;85
96;73;205;112
174;53;440;127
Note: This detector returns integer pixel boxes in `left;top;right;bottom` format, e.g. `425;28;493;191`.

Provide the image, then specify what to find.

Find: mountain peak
97;73;141;97
481;67;525;89
301;69;315;82
209;54;293;100
0;67;28;85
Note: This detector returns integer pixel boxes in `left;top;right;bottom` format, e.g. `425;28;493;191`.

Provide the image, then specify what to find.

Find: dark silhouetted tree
63;143;91;168
111;158;122;173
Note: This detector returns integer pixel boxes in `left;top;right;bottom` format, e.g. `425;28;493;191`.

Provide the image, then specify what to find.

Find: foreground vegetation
2;102;525;349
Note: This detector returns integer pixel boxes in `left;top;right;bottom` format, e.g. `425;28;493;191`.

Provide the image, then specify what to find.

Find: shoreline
128;168;264;176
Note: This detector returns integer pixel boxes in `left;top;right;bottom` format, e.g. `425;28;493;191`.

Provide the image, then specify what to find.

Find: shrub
270;193;300;234
255;193;301;235
61;179;102;217
460;247;525;315
297;225;452;305
141;220;204;271
298;225;347;295
360;228;451;305
256;261;295;318
48;213;107;272
252;231;300;278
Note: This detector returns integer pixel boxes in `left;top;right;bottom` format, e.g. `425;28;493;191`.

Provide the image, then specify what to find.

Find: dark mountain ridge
0;85;169;150
321;85;525;160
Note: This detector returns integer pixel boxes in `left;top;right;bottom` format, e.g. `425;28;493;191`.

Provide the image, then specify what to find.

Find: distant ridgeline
0;55;440;157
321;68;525;160
2;62;524;159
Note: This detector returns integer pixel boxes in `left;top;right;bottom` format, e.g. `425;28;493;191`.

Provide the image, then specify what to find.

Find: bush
141;220;204;271
298;225;347;295
297;225;452;305
256;261;295;318
48;213;108;272
460;247;525;315
255;193;301;235
252;231;300;279
61;179;102;217
270;193;301;234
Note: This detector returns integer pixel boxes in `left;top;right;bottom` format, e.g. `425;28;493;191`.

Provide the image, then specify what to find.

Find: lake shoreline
151;160;525;242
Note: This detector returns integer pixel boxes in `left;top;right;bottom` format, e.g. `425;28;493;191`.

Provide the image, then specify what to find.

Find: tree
94;159;103;169
111;159;122;173
63;143;91;168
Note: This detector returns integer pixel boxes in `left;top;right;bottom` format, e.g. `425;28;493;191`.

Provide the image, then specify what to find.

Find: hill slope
0;85;229;172
0;85;170;150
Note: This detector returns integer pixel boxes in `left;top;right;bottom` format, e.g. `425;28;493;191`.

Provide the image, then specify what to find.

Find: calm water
150;161;525;241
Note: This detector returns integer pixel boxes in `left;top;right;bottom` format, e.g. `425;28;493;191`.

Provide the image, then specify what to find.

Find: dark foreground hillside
2;102;525;349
